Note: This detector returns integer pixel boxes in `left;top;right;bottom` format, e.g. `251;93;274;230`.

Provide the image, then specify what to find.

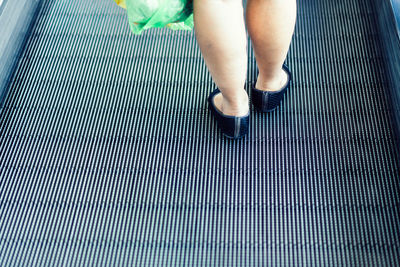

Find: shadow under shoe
251;64;292;112
207;88;250;139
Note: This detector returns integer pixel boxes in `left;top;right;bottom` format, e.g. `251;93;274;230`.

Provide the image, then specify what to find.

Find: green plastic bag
114;0;194;34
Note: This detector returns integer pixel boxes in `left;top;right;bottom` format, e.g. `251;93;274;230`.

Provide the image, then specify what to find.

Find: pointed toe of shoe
208;88;249;139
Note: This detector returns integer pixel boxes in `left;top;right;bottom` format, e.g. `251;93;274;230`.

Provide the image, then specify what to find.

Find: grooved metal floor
1;0;400;265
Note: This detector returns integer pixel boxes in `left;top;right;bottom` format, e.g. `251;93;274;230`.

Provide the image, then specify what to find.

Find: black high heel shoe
251;64;292;112
207;88;250;139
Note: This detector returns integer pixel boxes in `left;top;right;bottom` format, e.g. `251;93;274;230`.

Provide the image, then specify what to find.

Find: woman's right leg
245;0;297;91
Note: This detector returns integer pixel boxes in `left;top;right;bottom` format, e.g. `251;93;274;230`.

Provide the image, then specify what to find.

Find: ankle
256;69;288;92
221;90;249;116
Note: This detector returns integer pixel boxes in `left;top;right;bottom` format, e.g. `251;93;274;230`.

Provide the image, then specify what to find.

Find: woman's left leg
193;0;249;117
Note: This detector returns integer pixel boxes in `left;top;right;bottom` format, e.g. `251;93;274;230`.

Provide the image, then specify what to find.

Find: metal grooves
0;0;399;265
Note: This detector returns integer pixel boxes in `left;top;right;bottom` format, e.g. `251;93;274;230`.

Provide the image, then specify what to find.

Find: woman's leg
246;0;296;91
193;0;249;116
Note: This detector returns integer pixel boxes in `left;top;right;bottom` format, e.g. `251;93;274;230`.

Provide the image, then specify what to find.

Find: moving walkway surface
0;0;399;265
